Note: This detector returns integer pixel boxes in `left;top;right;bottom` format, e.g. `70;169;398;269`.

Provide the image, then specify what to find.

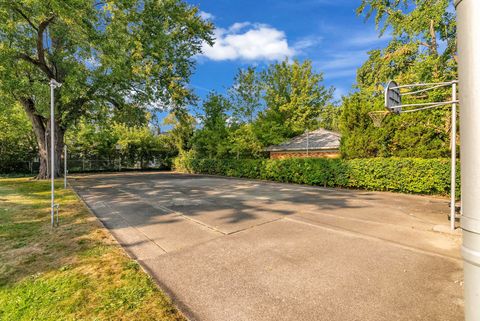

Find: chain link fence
67;158;171;172
0;158;172;175
0;161;40;175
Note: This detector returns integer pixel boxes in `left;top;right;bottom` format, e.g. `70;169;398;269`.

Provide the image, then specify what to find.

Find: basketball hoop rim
368;110;390;127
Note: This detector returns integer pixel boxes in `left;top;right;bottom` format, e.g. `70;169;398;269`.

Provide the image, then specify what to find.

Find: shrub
174;155;459;196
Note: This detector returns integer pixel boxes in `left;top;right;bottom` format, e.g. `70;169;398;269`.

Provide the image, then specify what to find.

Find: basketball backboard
385;80;401;114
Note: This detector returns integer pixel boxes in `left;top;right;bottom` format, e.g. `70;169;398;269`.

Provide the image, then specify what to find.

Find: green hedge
174;155;460;196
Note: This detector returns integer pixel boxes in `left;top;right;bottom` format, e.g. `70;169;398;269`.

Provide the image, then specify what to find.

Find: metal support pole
306;130;309;157
450;82;457;231
455;0;480;319
49;79;61;228
45;130;49;178
115;144;121;171
64;145;67;189
50;80;55;228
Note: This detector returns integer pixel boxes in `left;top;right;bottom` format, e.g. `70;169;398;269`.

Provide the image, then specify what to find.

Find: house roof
265;128;341;152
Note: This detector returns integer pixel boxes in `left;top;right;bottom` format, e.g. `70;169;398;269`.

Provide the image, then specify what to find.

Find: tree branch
12;6;38;32
420;42;431;49
36;15;56;79
18;53;41;66
17;52;54;80
429;19;438;56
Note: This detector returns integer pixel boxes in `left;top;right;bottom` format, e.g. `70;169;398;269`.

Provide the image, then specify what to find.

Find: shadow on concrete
71;172;451;237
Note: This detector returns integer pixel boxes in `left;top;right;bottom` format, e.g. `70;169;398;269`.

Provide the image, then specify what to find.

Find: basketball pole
455;0;480;320
450;82;457;231
384;81;458;231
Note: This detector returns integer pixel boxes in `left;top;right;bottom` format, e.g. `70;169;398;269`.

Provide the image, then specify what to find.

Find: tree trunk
52;123;65;179
429;19;438;56
21;98;65;179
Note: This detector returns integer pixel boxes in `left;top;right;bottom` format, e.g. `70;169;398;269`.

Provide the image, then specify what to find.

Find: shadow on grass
0;180;110;286
0;178;186;321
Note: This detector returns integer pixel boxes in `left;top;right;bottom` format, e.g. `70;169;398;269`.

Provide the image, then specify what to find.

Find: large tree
339;0;457;158
0;98;37;173
192;92;231;158
358;0;456;61
256;59;334;146
228;66;263;124
0;0;213;178
163;110;196;153
357;0;456;86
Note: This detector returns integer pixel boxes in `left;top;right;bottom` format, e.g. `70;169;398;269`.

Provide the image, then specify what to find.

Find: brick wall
270;150;341;159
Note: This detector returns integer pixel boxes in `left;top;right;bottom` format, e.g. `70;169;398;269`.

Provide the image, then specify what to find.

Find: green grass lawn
0;178;185;321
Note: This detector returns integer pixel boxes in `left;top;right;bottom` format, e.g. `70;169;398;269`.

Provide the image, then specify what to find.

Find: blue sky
186;0;391;103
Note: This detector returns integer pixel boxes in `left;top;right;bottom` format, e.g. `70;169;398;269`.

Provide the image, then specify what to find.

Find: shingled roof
265;128;341;152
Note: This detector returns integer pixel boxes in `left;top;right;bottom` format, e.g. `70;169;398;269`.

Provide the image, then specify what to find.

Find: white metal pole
306;131;309;157
45;131;49;178
450;82;457;231
50;80;55;228
455;0;480;319
64;144;67;189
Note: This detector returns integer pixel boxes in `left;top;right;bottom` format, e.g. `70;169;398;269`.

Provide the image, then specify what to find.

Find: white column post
455;0;480;319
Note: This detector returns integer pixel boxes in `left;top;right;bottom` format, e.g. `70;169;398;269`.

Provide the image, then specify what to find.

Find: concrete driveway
71;172;464;321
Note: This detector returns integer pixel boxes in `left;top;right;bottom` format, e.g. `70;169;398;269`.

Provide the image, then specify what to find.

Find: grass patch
0;178;185;321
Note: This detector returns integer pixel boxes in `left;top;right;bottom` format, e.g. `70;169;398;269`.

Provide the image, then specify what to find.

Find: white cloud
314;50;368;80
293;36;323;53
199;11;215;20
324;68;358;80
320;51;367;71
228;22;251;33
346;32;391;47
189;83;211;93
201;23;295;61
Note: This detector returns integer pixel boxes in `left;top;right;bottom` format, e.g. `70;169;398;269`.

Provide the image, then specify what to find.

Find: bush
174;155;459;196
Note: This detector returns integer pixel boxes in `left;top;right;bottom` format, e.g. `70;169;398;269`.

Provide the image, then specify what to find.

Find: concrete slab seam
71;182;197;321
226;217;285;235
117;188;228;236
284;216;462;263
101;201;168;254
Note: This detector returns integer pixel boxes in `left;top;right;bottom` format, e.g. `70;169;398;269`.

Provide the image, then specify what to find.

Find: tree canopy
192;92;231;159
187;58;336;159
256;59;335;145
0;0;459;174
0;100;37;172
339;0;457;159
0;0;213;177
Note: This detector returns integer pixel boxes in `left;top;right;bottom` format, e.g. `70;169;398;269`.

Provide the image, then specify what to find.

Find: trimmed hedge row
174;156;460;196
